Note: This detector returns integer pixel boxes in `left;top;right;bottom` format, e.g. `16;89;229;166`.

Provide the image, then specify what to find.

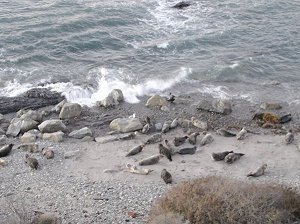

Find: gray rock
43;131;64;142
20;132;36;143
21;109;43;122
161;106;170;112
260;102;282;110
17;143;39;153
95;133;136;144
109;118;142;133
0;135;7;145
38;120;67;133
212;99;232;115
52;99;67;113
16;109;26;118
155;123;163;131
0;113;4;121
81;136;95;142
6;118;22;137
69;127;93;139
0;128;5;135
64;150;80;159
97;89;124;108
145;95;167;107
20;118;39;133
59;103;82;119
108;89;124;103
191;117;208;130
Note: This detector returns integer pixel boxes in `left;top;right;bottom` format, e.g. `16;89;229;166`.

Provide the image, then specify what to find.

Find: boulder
81;136;95;142
0;135;7;146
109;118;143;133
20;132;36;143
21;110;43;122
17;143;39;153
191;117;208;130
260;103;282;110
69;127;93;139
20;118;39;133
145;95;168;107
59;103;82;119
108;89;124;102
38;120;67;133
6;118;22;137
197;98;232;115
43;131;64;143
52;99;67;113
97;89;124;108
16;109;26;118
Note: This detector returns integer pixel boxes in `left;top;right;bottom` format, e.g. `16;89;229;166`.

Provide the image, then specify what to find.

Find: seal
161;169;172;184
177;146;197;155
279;114;292;124
247;164;267;177
171;1;191;9
42;148;54;159
200;133;214;146
159;143;172;161
173;136;188;146
224;153;245;164
211;151;233;161
145;133;162;144
285;130;294;144
138;154;164;166
141;123;150;134
164;139;177;155
170;118;178;129
145;116;151;125
166;93;175;103
216;128;236;137
0;144;13;157
188;132;200;145
25;154;38;169
161;121;171;133
236;127;247;140
126;144;145;157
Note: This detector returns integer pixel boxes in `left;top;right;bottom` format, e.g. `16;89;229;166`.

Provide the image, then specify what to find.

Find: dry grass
149;176;300;224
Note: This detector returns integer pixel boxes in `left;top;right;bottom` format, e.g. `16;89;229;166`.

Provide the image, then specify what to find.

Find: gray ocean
0;0;299;106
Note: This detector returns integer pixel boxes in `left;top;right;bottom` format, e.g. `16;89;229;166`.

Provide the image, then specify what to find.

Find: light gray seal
138;154;164;166
247;164;267;177
217;128;236;137
188;132;200;145
126;144;145;157
285;130;294;144
42;148;54;159
224;153;245;164
211;151;233;161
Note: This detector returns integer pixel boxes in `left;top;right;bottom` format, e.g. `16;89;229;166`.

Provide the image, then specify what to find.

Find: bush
149;176;300;224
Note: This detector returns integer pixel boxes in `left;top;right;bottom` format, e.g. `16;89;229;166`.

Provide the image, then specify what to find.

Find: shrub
149;176;300;224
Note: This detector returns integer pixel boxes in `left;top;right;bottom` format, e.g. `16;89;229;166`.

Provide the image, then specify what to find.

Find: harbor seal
279;114;292;124
161;122;171;133
236;127;247;140
25;154;39;169
216;128;236;137
126;144;145;157
164;139;177;155
145;133;162;144
161;169;172;184
200;133;214;146
141;123;150;134
159;143;172;161
247;164;267;177
173;136;188;146
224;153;245;164
211;151;233;161
42;148;54;159
171;1;191;9
177;146;197;155
0;144;13;157
285;130;294;144
138;154;164;166
188;132;200;145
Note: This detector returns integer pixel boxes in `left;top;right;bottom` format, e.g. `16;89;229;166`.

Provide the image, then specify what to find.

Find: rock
69;127;93;139
97;89;124;108
32;212;60;224
0;158;6;167
95;133;136;144
155;123;163;131
212;99;232;115
97;95;116;108
52;99;67;113
59;103;82;119
64;150;80;159
0;113;4;121
0;135;7;146
16;109;26;118
17;143;39;153
43;131;64;143
108;89;124;102
20;118;39;133
191;117;208;130
161;106;170;112
38;120;67;133
178;119;193;129
20;132;36;143
81;136;95;142
260;102;282;110
21;110;43;122
6;118;22;137
109;118;143;133
0;128;5;135
145;95;167;107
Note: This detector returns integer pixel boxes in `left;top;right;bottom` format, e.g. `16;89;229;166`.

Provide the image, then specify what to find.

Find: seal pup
161;122;171;133
236;127;247;140
247;164;267;177
126;144;145;157
224;153;245;164
141;123;150;134
164;139;177;155
42;148;54;159
211;151;233;161
159;143;172;161
188;132;200;145
173;136;188;146
138;154;164;166
170;118;178;129
161;169;172;184
285;130;294;144
166;92;175;103
171;1;191;9
145;133;162;144
200;133;214;146
0;144;13;157
177;146;197;155
25;154;38;169
217;128;236;137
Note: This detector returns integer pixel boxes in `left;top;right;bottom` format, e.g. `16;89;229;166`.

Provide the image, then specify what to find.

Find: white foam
229;62;239;69
0;79;33;97
156;41;169;48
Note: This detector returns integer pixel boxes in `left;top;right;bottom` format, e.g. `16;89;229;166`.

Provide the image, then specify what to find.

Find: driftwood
0;88;64;114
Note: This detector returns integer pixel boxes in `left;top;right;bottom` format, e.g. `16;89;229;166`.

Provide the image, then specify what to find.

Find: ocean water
0;0;299;106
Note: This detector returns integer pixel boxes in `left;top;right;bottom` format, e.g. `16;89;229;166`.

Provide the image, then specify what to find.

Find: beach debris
173;136;188;146
224;153;245;164
236;127;247;140
42;147;54;159
247;164;267;177
216;128;236;137
138;154;164;166
159;143;172;161
285;130;294;144
161;105;170;112
125;144;145;157
145;133;162;144
200;132;214;146
279;114;292;124
0;144;13;157
188;132;200;145
128;211;138;218
211;151;233;161
161;169;172;184
177;146;197;155
25;154;39;169
125;163;153;175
